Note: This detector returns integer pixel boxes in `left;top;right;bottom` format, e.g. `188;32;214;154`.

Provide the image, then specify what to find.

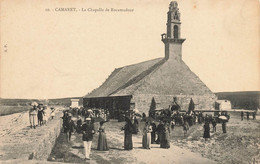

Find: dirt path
49;119;216;164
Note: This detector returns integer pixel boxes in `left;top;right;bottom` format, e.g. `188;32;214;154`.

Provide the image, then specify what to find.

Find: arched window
174;25;178;38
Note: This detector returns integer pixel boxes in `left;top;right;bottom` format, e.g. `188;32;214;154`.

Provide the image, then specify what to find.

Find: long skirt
160;132;170;148
151;132;156;144
124;133;133;150
97;132;109;151
142;132;151;149
203;129;210;138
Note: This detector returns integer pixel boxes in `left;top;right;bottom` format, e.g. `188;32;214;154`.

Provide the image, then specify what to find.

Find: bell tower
161;1;185;61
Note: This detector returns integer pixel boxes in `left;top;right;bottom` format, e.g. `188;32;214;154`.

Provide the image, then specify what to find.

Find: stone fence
0;111;63;162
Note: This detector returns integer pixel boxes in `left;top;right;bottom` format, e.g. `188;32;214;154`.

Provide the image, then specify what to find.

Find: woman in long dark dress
203;122;210;141
160;122;170;149
97;121;109;151
122;117;134;150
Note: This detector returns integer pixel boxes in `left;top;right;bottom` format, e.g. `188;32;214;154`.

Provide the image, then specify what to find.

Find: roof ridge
84;67;123;97
116;57;163;69
109;58;166;96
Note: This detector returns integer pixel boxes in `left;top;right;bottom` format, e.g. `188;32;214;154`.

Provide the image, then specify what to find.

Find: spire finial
169;1;178;11
169;1;180;21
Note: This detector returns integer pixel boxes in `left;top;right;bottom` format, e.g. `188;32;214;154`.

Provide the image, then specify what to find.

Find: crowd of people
61;109;109;161
29;102;258;162
241;111;257;121
29;102;57;129
69;107;110;121
60;108;175;161
59;105;238;161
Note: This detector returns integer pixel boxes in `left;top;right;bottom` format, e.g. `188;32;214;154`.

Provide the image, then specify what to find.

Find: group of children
29;102;56;129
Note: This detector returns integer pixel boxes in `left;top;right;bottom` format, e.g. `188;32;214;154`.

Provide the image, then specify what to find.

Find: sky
0;0;259;99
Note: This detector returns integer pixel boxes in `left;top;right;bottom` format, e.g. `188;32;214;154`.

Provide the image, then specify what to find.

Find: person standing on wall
29;102;38;129
81;118;95;160
37;105;44;126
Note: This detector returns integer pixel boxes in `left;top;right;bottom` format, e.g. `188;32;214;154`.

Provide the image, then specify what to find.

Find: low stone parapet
0;111;63;162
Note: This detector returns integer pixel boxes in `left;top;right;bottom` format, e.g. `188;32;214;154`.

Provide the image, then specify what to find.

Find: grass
0;106;29;116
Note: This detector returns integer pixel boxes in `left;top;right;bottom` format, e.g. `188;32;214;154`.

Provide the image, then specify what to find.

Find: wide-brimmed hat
86;117;91;121
31;102;38;106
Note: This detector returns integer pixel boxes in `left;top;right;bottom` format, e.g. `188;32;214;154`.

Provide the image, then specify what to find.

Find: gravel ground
1;109;258;164
170;112;260;164
49;118;216;164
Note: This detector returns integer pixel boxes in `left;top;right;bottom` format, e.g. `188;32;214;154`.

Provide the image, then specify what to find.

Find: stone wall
132;94;217;115
0;111;63;162
32;112;63;160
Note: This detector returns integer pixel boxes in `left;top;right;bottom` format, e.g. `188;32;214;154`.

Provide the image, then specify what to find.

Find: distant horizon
0;90;259;100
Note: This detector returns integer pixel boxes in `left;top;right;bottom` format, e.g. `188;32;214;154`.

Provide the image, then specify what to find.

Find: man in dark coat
81;118;95;160
63;115;76;142
62;111;69;124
